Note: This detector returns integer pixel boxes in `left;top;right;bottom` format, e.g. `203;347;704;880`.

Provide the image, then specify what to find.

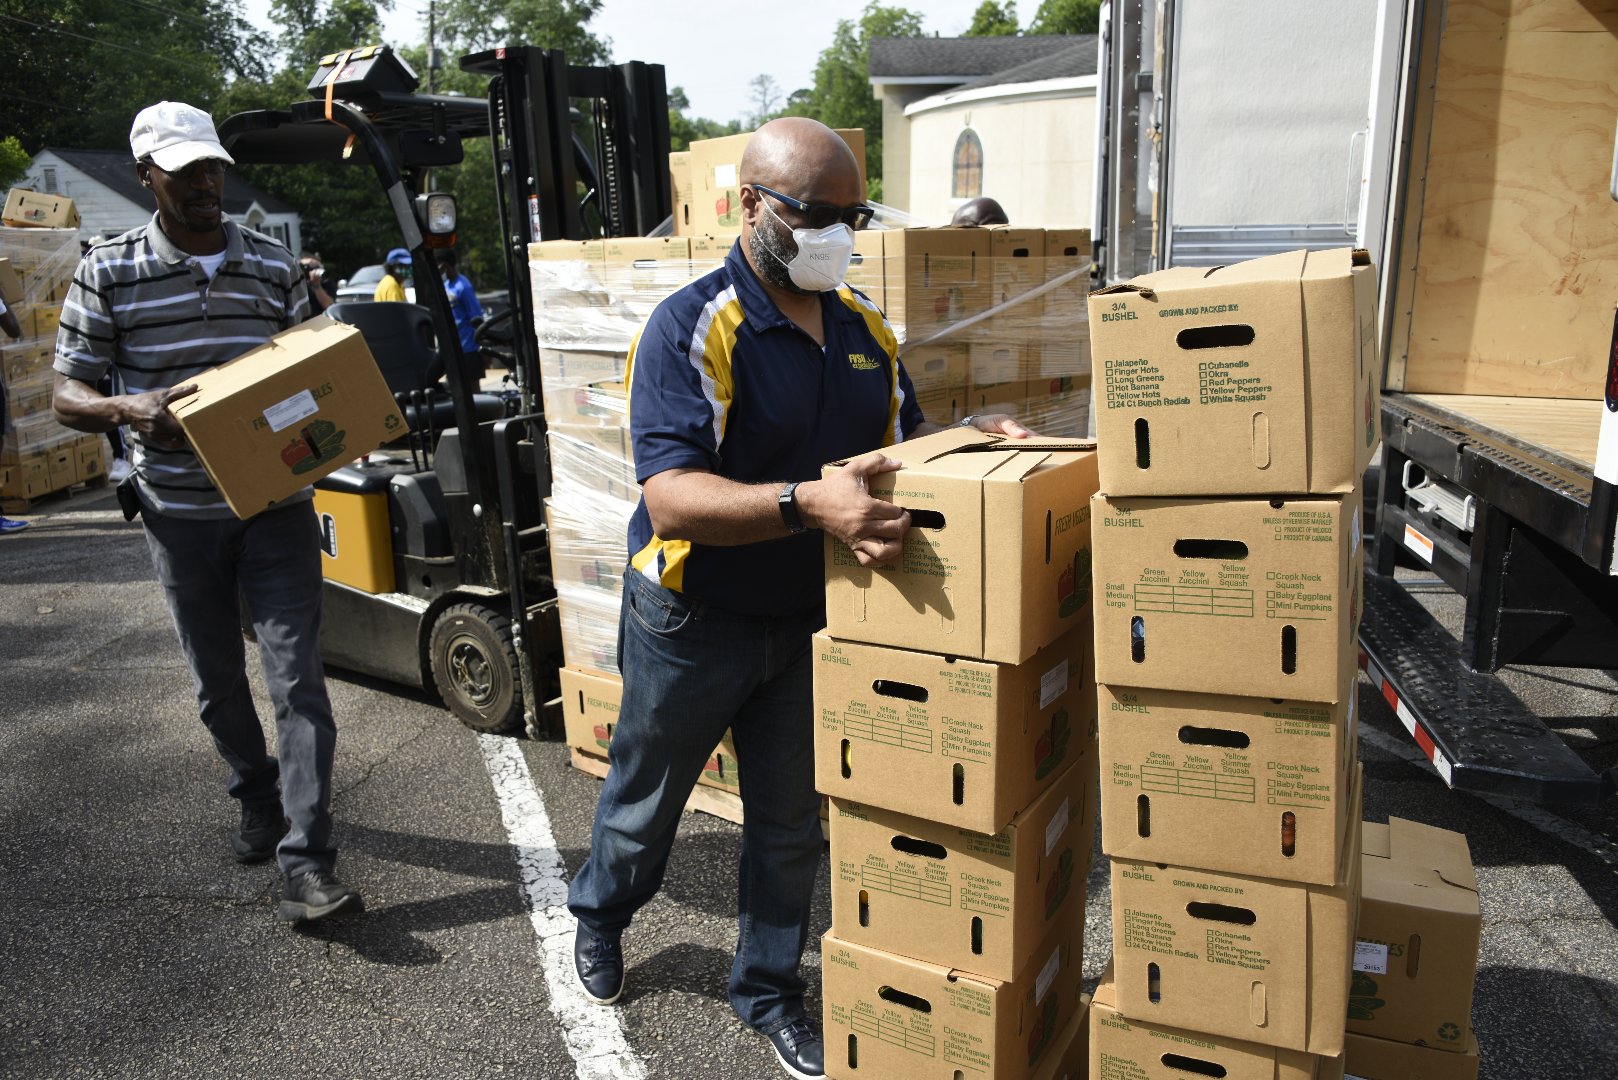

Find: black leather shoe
277;871;363;923
765;1017;824;1079
232;801;287;864
573;923;624;1005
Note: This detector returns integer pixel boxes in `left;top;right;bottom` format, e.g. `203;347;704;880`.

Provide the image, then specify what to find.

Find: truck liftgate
1360;378;1618;805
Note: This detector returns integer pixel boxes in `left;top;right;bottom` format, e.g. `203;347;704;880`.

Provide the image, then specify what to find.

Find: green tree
433;0;609;63
668;87;742;153
212;1;398;280
966;1;1020;37
0;0;269;153
786;2;927;201
0;137;30;189
1027;0;1100;34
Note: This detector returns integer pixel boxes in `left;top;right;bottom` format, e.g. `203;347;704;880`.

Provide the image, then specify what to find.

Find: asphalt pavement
2;481;1615;1079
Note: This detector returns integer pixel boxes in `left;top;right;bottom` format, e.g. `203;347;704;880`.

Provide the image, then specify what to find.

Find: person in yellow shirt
374;248;410;302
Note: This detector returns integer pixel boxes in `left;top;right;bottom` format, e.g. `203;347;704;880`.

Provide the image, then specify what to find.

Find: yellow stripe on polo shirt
631;535;692;592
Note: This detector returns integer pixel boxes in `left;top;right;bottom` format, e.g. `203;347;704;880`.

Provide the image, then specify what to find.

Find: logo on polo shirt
846;352;879;371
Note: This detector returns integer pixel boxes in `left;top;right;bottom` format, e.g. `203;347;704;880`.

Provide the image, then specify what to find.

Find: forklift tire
429;603;523;734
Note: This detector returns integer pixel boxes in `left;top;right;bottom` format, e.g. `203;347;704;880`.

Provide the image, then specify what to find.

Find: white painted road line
1359;723;1618;870
478;733;647;1080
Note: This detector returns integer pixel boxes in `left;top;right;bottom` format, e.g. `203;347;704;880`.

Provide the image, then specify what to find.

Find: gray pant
142;500;336;879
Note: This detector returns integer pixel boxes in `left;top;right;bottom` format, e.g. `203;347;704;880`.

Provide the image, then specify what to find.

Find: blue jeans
568;571;825;1034
142;500;336;879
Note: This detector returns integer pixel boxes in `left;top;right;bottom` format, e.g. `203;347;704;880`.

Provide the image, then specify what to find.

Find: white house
869;35;1098;228
25;148;303;252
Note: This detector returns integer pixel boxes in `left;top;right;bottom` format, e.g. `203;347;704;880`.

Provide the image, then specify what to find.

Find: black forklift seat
326;301;506;430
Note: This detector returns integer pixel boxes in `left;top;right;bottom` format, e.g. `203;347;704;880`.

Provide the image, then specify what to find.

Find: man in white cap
52;101;361;923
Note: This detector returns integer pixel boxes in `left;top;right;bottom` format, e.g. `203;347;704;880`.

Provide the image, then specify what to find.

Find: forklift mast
460;47;671;423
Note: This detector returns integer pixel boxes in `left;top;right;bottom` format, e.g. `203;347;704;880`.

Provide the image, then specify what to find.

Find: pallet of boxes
813;425;1102;1079
1;191;106;510
1085;248;1384;1079
533;232;748;821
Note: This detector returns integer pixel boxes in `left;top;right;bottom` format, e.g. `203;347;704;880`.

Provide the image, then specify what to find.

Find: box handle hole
908;508;946;530
1135;418;1151;469
1186;901;1257;925
1172;539;1248;560
1176;324;1256;349
1147;962;1162;1003
1281;625;1297;674
952;762;965;806
1137;794;1151;838
891;835;948;860
1131;616;1146;663
877;985;932;1013
1178;725;1250;749
873;679;928;703
971;917;983;955
1161;1053;1228;1077
1281;811;1296;858
840;738;852;779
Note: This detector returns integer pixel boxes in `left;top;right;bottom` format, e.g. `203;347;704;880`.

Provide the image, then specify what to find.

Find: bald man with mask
566;117;1028;1077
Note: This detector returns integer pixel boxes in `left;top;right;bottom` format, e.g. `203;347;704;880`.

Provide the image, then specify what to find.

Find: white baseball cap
129;101;235;172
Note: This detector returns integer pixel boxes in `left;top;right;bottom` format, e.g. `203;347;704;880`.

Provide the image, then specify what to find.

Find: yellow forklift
218;44;670;736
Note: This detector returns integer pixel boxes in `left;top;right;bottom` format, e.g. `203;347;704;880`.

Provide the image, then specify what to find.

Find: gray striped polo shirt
55;214;312;518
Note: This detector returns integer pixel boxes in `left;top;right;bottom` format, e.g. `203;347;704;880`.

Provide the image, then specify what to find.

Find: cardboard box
538;347;627;390
844;229;884;309
823;427;1099;665
821;915;1081;1080
814;623;1094;834
166;316;407;519
915;384;967;426
884;228;990;345
689;233;737;265
557;592;620;676
2;189;80;229
900;342;968;396
0;258;22;307
1091;969;1346;1080
557;666;741;795
1088;247;1379;497
668;150;693;236
0;454;49;500
542;379;628;428
75;437;105;483
1098;670;1359;885
1029;995;1089;1080
1091;490;1363;703
46;444;75;491
1039;228;1091;381
1342;1030;1479;1080
1348;818;1480;1051
1109;768;1364;1056
687;128;866;236
1024;373;1090;440
828;757;1093;980
30;302;60;340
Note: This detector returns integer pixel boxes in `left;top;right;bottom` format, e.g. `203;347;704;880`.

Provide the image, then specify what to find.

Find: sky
243;0;992;124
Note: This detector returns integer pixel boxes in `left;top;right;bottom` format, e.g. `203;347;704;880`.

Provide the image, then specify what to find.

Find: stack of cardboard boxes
670;131;1094;440
813;426;1101;1078
1084;248;1382;1078
532;235;745;803
1;203;106;506
1344;817;1483;1078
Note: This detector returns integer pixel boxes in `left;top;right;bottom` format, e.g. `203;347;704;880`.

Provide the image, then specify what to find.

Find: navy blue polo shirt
624;240;925;616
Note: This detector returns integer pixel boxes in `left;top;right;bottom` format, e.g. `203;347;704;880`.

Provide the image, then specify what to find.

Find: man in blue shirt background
566;116;1029;1079
436;248;485;378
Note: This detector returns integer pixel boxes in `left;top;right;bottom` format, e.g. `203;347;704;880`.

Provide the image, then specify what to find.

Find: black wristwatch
778;481;807;534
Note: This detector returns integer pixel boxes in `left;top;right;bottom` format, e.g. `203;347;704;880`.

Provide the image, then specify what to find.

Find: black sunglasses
752;184;874;231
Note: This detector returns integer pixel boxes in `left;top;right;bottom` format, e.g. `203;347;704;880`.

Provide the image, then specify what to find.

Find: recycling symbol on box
1438;1022;1461;1042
